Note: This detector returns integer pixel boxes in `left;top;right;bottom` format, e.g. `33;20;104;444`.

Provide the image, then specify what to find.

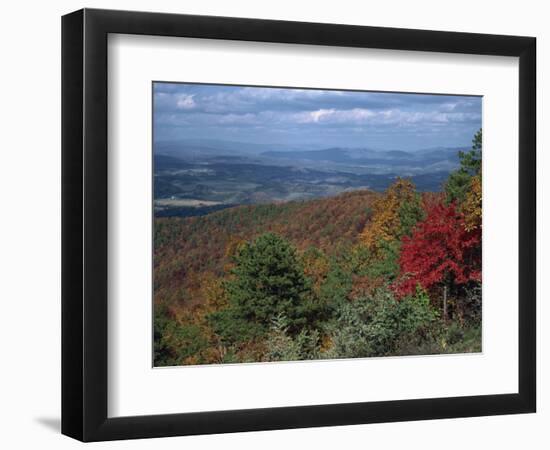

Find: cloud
218;113;259;125
152;82;482;150
288;108;476;126
175;94;196;110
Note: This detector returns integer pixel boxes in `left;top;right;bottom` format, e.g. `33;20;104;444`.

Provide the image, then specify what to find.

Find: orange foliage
359;178;418;258
302;250;331;295
200;272;228;312
462;175;482;231
154;189;379;310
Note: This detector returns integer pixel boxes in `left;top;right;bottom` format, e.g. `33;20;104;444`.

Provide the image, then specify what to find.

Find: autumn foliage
154;189;379;308
359;178;423;258
154;130;483;366
462;175;482;232
393;201;481;297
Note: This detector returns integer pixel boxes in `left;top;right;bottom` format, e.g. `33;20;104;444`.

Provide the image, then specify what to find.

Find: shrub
154;305;208;366
327;287;439;359
265;314;321;362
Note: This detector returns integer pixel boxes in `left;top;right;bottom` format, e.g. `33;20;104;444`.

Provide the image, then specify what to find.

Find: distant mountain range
155;139;465;172
155;139;319;158
153;139;466;217
261;146;463;167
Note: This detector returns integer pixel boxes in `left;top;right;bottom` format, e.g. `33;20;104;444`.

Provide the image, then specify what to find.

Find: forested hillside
154;131;483;366
154;189;379;306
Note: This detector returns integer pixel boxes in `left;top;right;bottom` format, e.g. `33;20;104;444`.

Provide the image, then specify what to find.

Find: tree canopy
209;233;315;344
360;178;423;259
394;201;481;298
154;130;484;366
445;129;482;203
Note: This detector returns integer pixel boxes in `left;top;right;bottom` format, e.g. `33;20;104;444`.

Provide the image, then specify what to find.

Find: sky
153;82;482;151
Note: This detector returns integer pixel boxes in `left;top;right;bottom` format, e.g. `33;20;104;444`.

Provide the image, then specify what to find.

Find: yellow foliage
223;236;246;272
224;235;246;259
302;250;330;295
200;272;228;312
359;178;418;258
320;334;334;352
462;175;482;231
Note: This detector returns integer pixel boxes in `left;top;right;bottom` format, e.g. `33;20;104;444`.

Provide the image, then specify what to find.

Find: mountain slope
154;189;380;308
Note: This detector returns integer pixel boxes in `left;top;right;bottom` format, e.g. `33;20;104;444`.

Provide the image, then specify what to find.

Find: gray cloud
153;82;482;150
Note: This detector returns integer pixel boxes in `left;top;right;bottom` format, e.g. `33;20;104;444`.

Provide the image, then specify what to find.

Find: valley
154;140;463;217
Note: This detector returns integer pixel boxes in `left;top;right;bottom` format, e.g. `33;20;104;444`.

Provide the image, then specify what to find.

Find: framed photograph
61;8;536;442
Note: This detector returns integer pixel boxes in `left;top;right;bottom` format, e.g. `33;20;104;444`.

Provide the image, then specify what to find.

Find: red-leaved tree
393;202;481;306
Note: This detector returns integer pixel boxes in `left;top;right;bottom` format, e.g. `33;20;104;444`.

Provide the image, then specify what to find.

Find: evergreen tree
445;129;482;203
210;233;314;344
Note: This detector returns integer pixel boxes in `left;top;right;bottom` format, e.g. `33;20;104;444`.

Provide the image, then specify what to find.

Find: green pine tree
445;129;482;203
209;233;314;344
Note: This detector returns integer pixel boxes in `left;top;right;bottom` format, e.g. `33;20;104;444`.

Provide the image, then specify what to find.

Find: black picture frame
61;8;536;442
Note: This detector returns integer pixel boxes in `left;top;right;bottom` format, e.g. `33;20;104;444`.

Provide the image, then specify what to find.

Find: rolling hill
154;146;456;217
154;189;381;308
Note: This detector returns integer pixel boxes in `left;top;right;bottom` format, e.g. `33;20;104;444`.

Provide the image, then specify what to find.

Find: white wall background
0;0;546;448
